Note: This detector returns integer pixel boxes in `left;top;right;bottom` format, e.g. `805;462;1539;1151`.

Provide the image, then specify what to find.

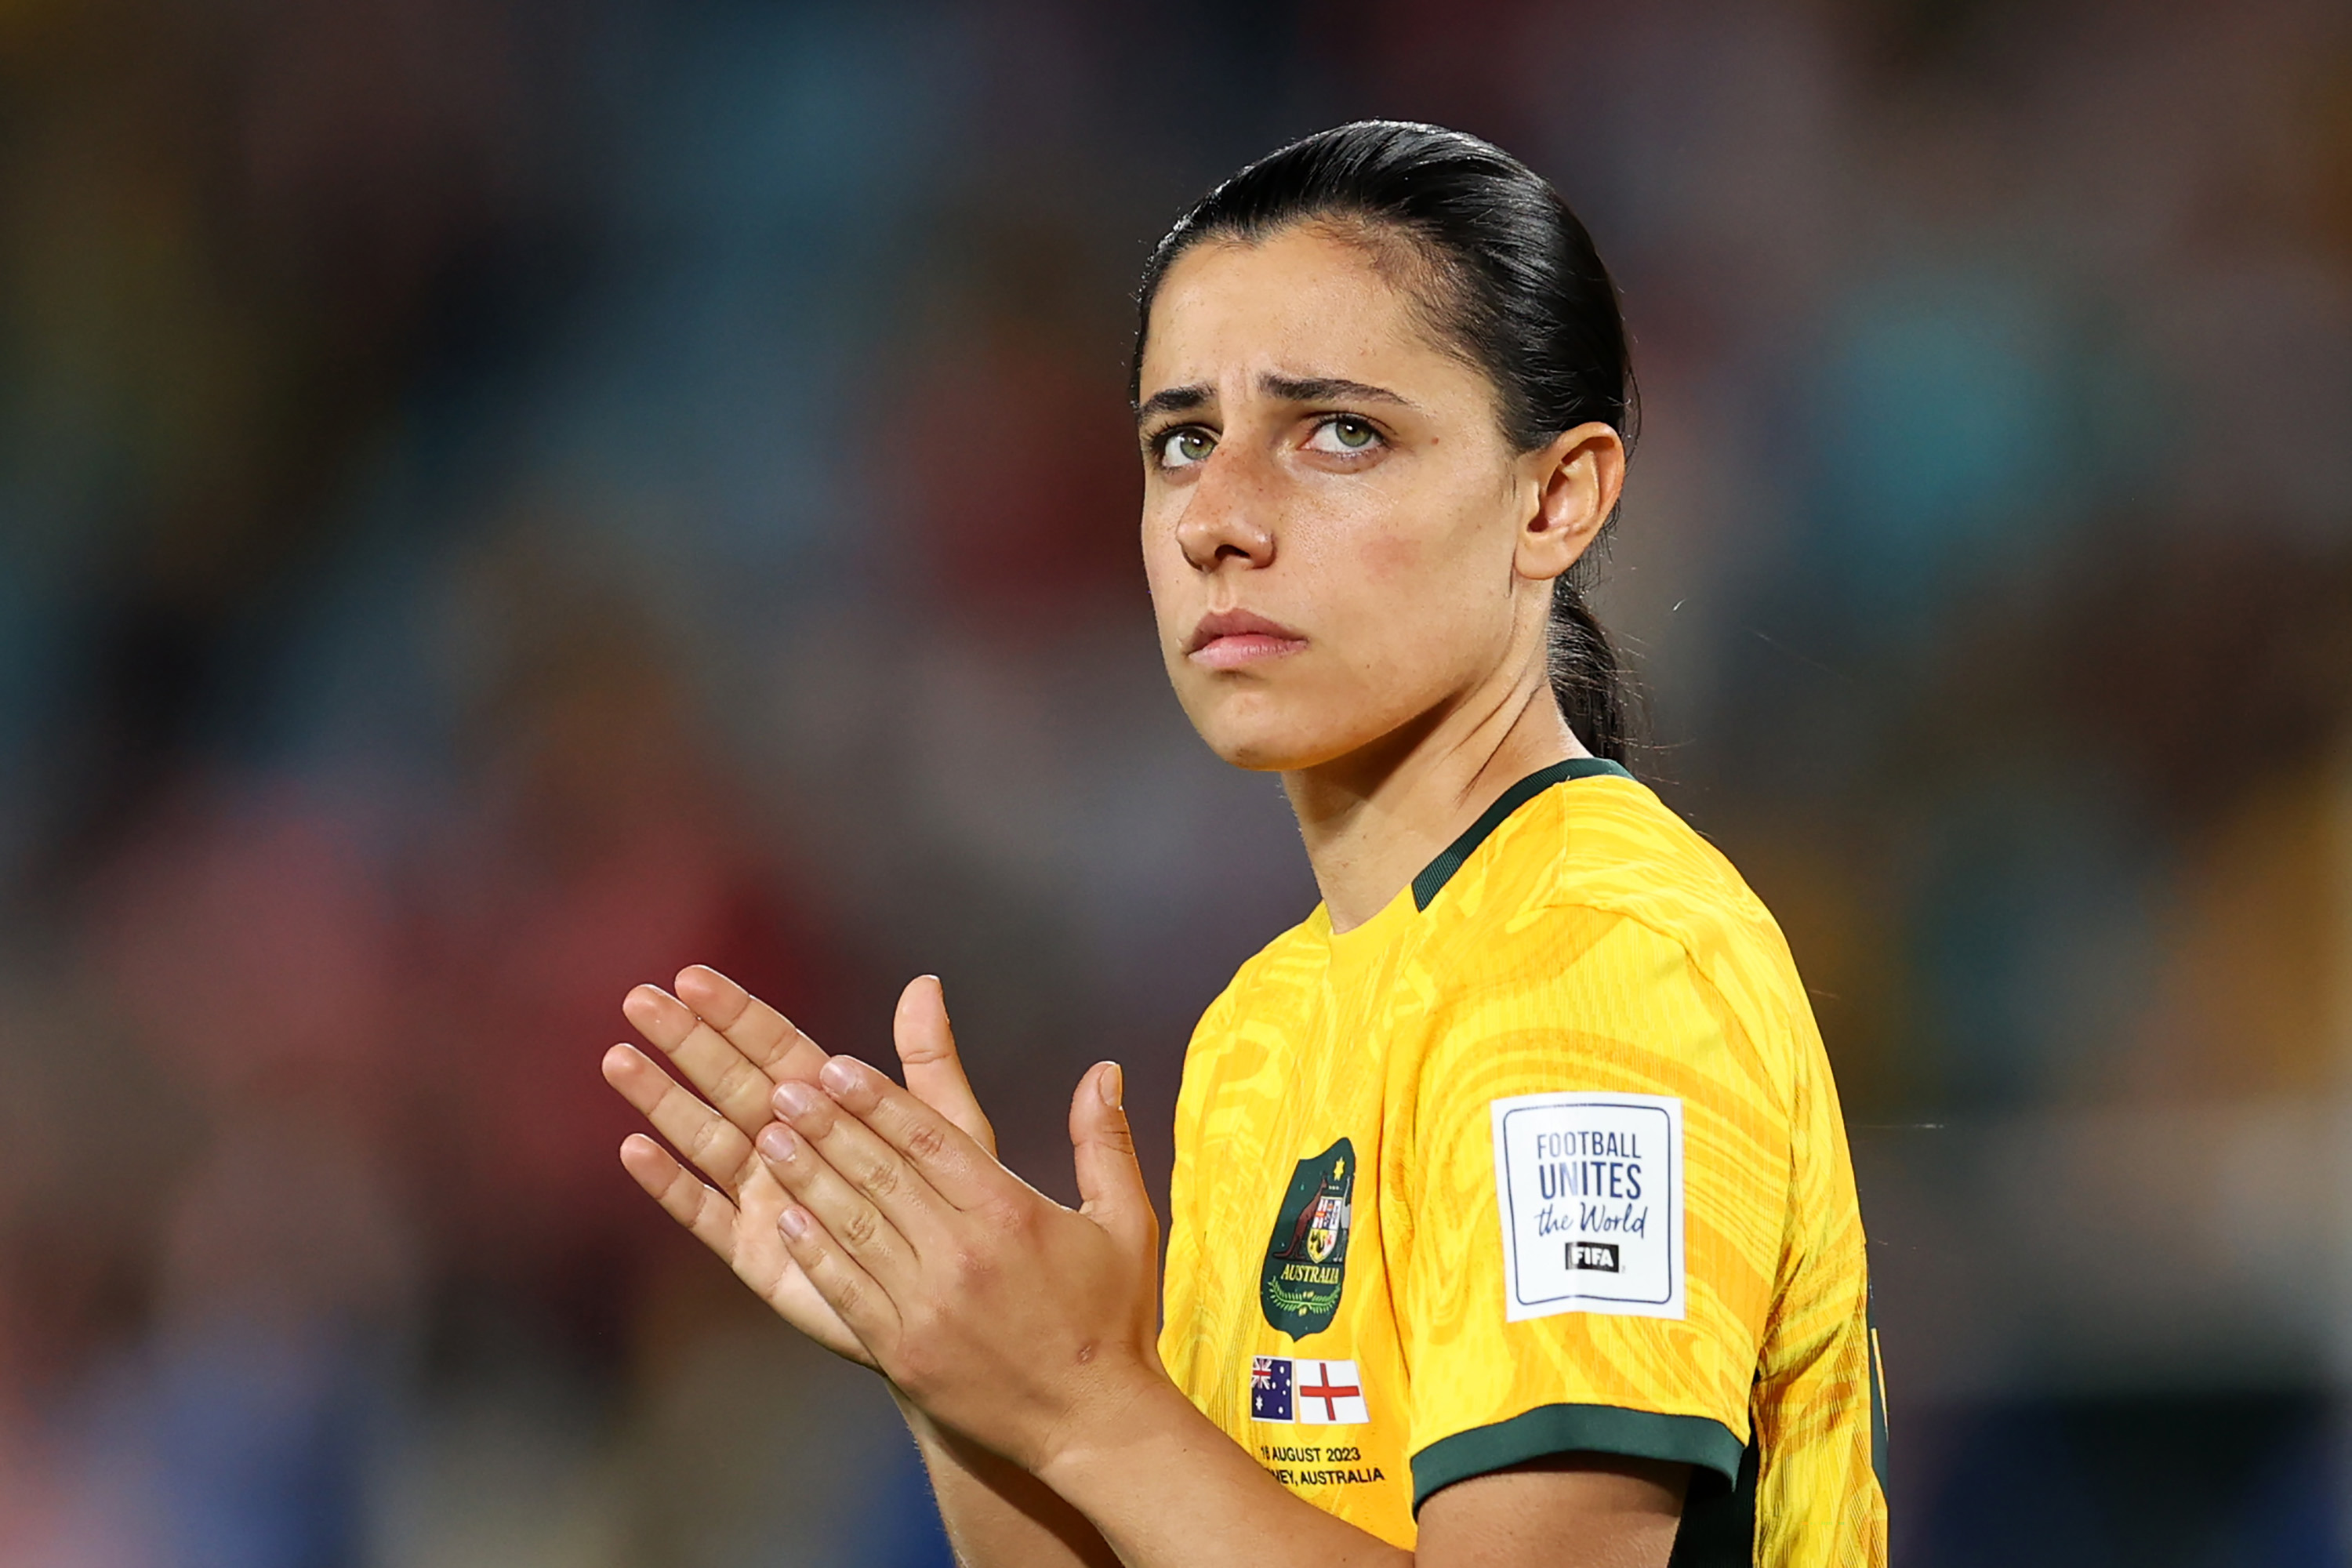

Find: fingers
773;1200;900;1352
893;976;996;1153
673;965;829;1083
617;1131;878;1370
602;1044;760;1198
1069;1062;1157;1259
807;1053;1010;1213
759;1083;929;1288
619;1132;742;1260
623;975;820;1135
622;983;786;1135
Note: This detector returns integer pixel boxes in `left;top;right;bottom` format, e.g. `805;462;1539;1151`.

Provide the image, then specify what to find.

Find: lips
1185;608;1308;670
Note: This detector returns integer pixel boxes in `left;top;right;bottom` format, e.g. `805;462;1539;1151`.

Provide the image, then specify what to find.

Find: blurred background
1;0;2347;1563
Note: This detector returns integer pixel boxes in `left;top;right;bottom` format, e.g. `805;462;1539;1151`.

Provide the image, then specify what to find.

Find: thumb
1071;1062;1156;1258
894;975;996;1156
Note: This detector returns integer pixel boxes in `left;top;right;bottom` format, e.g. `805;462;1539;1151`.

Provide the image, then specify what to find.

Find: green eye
1160;429;1214;467
1306;416;1381;455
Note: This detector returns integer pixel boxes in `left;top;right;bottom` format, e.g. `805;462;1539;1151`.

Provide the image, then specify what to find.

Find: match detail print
1490;1091;1685;1323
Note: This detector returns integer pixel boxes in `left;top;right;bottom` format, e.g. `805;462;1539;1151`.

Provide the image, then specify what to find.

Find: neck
1282;661;1585;933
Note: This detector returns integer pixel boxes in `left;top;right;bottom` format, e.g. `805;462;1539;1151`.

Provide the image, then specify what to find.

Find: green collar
1410;758;1632;911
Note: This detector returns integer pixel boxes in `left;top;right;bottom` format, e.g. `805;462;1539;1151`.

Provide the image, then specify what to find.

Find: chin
1186;699;1365;775
1203;733;1309;772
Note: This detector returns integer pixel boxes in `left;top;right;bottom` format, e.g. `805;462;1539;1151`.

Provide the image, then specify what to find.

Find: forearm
896;1392;1120;1568
1039;1377;1412;1568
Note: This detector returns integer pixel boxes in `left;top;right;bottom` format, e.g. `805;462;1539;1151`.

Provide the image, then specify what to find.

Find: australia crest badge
1260;1138;1356;1337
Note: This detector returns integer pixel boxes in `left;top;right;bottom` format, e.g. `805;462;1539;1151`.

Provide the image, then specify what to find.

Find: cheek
1359;532;1422;582
1309;503;1511;688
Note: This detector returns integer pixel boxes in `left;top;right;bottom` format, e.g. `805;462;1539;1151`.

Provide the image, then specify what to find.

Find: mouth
1185;608;1308;670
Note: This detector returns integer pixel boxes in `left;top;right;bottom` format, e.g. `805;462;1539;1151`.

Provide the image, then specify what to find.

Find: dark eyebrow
1134;373;1417;426
1135;383;1213;425
1259;373;1415;410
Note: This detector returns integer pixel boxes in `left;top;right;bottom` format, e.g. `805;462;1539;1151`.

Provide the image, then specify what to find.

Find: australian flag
1250;1356;1294;1421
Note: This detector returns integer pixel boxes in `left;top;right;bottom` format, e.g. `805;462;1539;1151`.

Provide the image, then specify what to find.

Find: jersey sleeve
1395;903;1787;1512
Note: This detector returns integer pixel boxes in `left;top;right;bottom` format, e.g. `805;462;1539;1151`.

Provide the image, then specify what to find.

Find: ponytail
1548;564;1635;764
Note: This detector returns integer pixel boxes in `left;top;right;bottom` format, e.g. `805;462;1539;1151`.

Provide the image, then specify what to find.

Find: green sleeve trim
1410;1403;1744;1512
1410;757;1634;911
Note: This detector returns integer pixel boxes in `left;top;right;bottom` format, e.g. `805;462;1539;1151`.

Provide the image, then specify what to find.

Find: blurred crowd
1;2;2347;1563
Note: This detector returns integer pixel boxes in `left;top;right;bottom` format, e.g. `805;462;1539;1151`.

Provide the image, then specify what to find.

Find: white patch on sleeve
1490;1091;1685;1322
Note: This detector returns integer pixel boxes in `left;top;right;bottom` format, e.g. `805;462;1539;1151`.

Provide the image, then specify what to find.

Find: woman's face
1137;223;1594;773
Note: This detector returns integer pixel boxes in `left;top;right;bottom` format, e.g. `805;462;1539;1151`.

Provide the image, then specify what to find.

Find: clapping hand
602;967;996;1367
748;1041;1162;1475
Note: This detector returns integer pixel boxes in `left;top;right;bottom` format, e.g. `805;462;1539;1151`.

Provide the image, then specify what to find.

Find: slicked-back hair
1132;121;1641;765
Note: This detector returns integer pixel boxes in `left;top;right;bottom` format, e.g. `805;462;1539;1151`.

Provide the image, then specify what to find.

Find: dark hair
1131;121;1641;764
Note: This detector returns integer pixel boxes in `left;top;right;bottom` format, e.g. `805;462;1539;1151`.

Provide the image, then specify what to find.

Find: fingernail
774;1080;820;1118
818;1056;861;1096
779;1207;810;1240
757;1123;799;1163
1098;1062;1123;1109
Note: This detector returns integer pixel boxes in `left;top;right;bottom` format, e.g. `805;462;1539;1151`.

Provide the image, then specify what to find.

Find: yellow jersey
1157;760;1889;1565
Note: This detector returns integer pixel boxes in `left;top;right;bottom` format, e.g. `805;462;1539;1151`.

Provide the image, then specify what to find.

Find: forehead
1139;225;1472;402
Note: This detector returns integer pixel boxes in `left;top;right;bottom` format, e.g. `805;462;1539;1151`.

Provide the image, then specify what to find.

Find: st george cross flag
1291;1359;1369;1425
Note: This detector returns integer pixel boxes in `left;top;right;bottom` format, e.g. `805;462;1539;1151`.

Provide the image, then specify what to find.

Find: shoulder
1411;776;1818;1120
1439;774;1805;1028
1507;775;1774;949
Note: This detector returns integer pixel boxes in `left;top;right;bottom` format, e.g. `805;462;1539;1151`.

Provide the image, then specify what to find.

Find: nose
1173;447;1276;573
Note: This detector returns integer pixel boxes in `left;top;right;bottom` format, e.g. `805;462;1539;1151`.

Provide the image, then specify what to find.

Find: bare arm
902;1392;1120;1568
1416;1460;1688;1568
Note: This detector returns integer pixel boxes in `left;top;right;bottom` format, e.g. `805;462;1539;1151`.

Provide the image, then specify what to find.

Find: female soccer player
603;122;1888;1566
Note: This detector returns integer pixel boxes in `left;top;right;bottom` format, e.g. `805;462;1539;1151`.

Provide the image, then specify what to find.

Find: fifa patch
1258;1137;1355;1337
1490;1091;1685;1322
1249;1356;1368;1425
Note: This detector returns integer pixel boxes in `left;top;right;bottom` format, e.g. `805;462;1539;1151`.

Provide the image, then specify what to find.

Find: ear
1515;421;1625;584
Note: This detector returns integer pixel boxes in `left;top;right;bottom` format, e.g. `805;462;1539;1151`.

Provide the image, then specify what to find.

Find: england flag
1290;1359;1369;1425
